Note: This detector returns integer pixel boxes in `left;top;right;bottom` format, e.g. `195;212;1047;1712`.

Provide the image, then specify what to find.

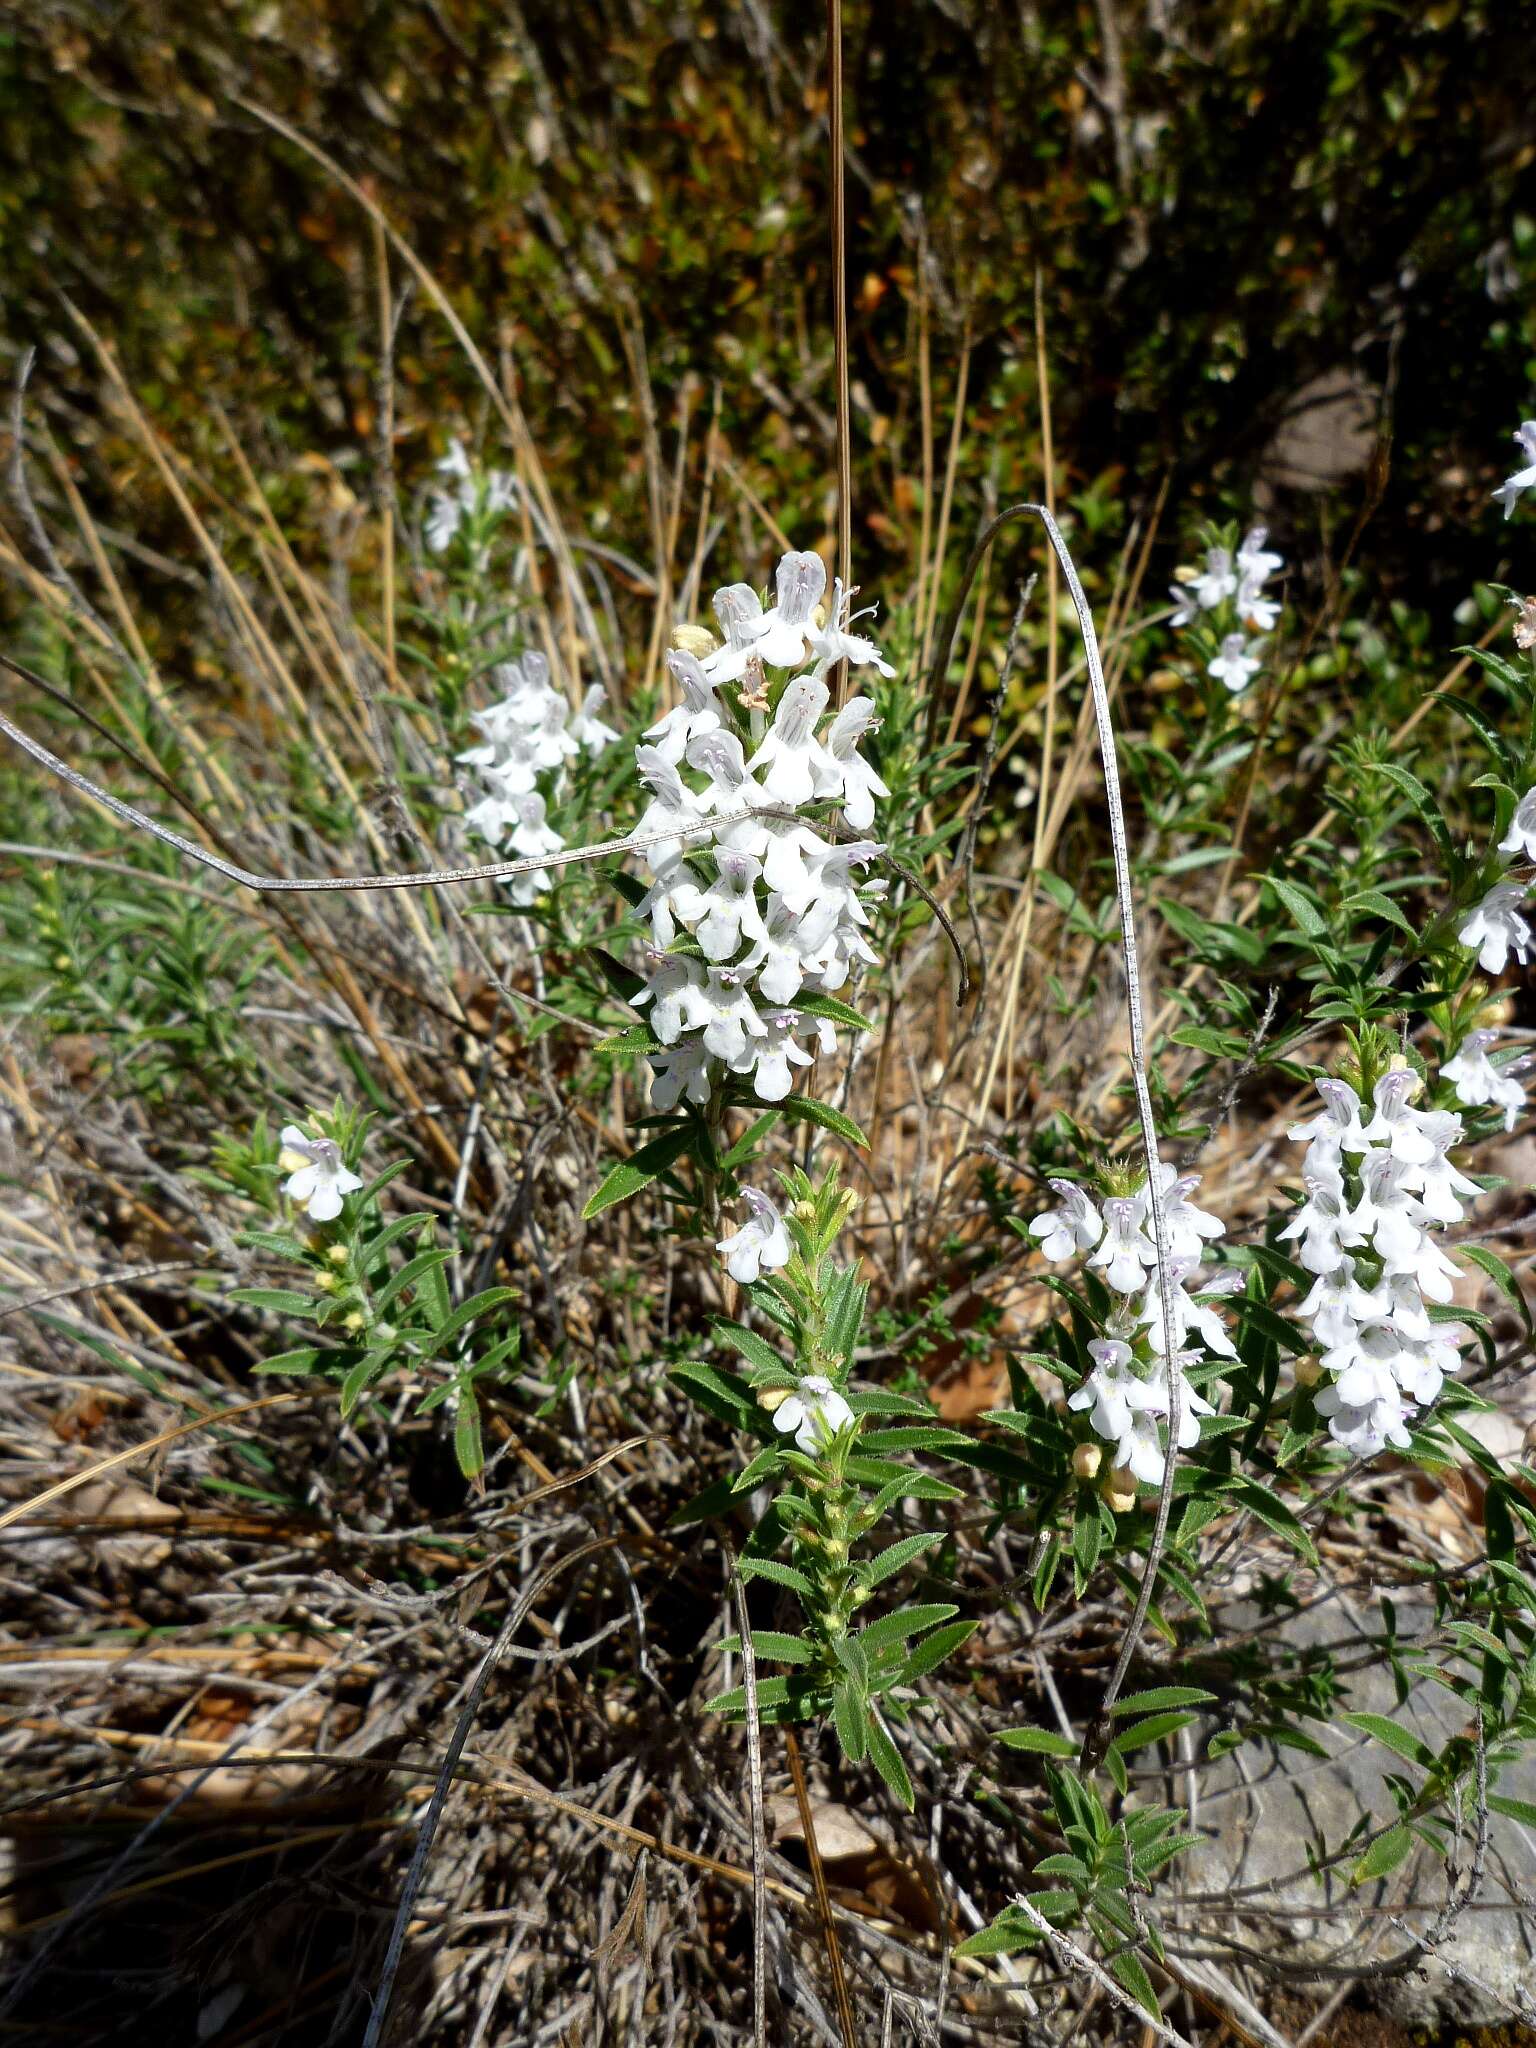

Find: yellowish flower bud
671;623;717;659
315;1272;337;1292
327;1245;349;1267
1102;1466;1138;1514
792;1200;817;1224
342;1311;365;1333
757;1386;791;1414
1294;1356;1322;1388
278;1147;312;1175
1072;1442;1103;1482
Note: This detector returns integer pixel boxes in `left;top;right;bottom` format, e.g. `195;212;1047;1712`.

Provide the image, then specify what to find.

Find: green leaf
833;1679;868;1762
339;1349;388;1420
1352;1824;1415;1885
731;1445;785;1494
430;1285;519;1350
1264;874;1328;937
1110;1687;1216;1717
738;1556;815;1598
859;1604;958;1653
719;1110;780;1172
712;1319;784;1375
860;1531;945;1588
1340;1712;1435;1773
453;1387;484;1478
997;1725;1078;1757
1107;1946;1159;2018
252;1346;323;1376
373;1244;453;1316
772;1095;869;1149
953;1910;1036;1960
1459;1245;1531;1324
229;1287;317;1318
1109;1711;1196;1756
1228;1478;1317;1563
901;1620;975;1681
670;1360;760;1432
791;990;872;1032
864;1710;914;1808
705;1675;799;1714
860;1425;972;1454
1487;1793;1536;1827
718;1630;816;1665
582;1123;697;1218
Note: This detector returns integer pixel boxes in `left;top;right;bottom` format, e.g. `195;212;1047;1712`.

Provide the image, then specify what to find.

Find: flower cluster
1458;783;1536;975
426;439;515;554
1282;1068;1475;1459
1029;1163;1232;1488
1170;524;1284;696
457;653;619;906
631;548;893;1111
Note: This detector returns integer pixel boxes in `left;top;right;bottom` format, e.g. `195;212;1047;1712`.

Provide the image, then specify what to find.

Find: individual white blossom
1458;879;1533;975
815;697;890;831
279;1127;362;1223
717;1187;791;1284
773;1373;854;1455
1493;420;1536;520
1138;1255;1238;1359
1028;1180;1104;1261
1209;633;1263;695
1443;1028;1528;1132
1287;1077;1370;1161
755;550;827;668
1360;1069;1436;1166
1498;787;1536;862
810;579;897;679
705;584;768;683
748;676;833;805
1088;1195;1159;1294
1190;545;1238;611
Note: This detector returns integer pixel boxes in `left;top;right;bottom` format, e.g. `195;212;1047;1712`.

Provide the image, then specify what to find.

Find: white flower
1067;1337;1157;1450
1169;582;1202;628
685;731;773;854
705;583;769;683
814;695;891;830
717;1187;792;1284
633;746;709;875
1088;1196;1158;1294
1493;420;1536;520
1443;1029;1528;1132
774;1373;854;1455
686;966;767;1064
747;675;833;805
1140;1163;1225;1262
1314;1383;1415;1459
1287;1078;1369;1159
1209;633;1263;694
692;850;771;961
278;1126;363;1223
1409;1110;1482;1224
732;1009;814;1101
647;652;723;765
756;550;827;668
1498;787;1536;862
1340;1151;1429;1273
1277;1162;1350;1275
1190;545;1238;611
1458;879;1533;975
737;895;840;1005
809;578;895;679
1360;1070;1436;1166
1028;1180;1104;1261
1139;1255;1237;1358
1298;1268;1386;1349
1236;526;1283;586
633;951;706;1043
571;686;621;757
648;1039;711;1111
509;792;562;862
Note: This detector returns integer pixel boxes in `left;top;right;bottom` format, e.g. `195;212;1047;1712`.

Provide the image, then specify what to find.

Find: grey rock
1182;1594;1536;2027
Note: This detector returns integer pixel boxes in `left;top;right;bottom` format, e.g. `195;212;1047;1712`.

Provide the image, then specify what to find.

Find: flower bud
792;1200;817;1224
671;623;717;659
1102;1466;1138;1514
327;1245;350;1267
315;1272;337;1292
757;1386;791;1414
1294;1356;1322;1388
1072;1442;1102;1482
342;1310;365;1333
